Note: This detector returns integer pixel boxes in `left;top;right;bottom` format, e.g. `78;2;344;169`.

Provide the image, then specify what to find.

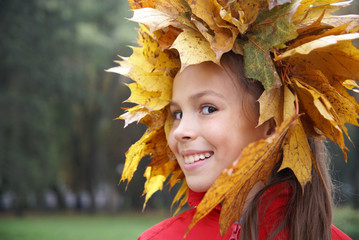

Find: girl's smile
168;61;270;192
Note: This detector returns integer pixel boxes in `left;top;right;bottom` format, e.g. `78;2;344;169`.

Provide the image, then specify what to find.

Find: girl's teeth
184;153;212;164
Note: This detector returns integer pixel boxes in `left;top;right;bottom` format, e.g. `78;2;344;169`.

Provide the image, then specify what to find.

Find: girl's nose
173;114;198;141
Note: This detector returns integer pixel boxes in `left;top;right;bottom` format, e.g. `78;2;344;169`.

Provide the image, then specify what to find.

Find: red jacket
138;183;351;240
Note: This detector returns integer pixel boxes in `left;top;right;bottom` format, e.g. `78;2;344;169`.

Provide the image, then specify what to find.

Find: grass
333;206;359;240
0;206;358;240
0;211;169;240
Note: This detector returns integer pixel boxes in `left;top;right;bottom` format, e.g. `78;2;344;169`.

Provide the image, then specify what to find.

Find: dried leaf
244;2;298;89
276;34;359;94
125;83;168;111
130;8;180;33
277;33;359;59
250;2;298;49
290;22;350;50
258;85;296;126
281;119;313;190
320;14;359;31
293;1;355;28
119;106;149;127
244;43;281;90
188;0;238;59
292;78;346;156
143;159;179;209
292;0;346;24
171;29;217;71
258;87;283;126
218;0;266;34
293;65;359;131
121;128;164;185
129;0;194;34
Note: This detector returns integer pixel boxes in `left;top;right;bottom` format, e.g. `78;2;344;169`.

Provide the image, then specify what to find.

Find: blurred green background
0;0;358;239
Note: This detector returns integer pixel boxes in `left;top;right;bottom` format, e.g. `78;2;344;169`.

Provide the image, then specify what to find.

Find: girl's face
168;61;269;192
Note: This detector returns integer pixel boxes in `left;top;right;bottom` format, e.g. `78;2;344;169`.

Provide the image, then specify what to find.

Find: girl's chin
186;177;213;193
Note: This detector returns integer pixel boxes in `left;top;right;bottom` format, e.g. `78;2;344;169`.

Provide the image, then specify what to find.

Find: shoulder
138;207;228;240
331;225;352;240
257;182;292;239
137;209;195;240
258;181;292;218
256;182;352;240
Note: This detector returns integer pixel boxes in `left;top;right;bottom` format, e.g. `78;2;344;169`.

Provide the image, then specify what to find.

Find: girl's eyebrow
170;90;225;107
189;90;225;101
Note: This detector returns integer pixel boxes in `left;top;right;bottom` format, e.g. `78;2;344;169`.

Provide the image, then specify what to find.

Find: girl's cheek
167;130;177;153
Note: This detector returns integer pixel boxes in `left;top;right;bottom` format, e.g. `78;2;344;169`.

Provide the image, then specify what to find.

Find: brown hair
220;52;333;240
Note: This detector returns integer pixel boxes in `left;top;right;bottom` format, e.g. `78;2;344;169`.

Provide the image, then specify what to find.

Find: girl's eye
172;111;182;120
201;105;217;115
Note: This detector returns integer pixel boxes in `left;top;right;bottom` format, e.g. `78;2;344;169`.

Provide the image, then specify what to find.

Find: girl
137;52;350;240
109;0;358;239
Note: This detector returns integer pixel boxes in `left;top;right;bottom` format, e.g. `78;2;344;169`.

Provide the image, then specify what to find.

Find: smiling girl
109;0;359;239
169;59;271;193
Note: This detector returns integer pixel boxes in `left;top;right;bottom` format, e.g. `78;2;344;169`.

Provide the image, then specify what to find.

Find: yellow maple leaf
258;85;296;126
258;86;283;126
293;65;359;132
292;0;347;24
130;8;183;33
281;119;313;190
118;105;149;128
290;19;351;50
121;128;162;185
125;83;168;111
291;78;347;157
218;0;266;33
188;0;238;59
171;28;217;71
277;33;359;59
143;159;179;209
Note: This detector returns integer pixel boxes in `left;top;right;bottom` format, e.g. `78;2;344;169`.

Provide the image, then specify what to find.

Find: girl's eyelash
172;110;182;120
201;105;218;115
171;105;217;120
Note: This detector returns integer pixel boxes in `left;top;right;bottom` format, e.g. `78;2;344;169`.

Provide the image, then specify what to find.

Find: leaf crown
108;0;359;235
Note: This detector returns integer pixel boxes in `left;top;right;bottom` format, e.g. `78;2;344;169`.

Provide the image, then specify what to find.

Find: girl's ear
264;118;276;137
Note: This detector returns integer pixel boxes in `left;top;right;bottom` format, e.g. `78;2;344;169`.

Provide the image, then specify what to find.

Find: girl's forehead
174;61;239;87
172;61;243;99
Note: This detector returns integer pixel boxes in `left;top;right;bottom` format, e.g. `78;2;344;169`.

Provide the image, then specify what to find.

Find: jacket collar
187;189;221;211
187;189;206;207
